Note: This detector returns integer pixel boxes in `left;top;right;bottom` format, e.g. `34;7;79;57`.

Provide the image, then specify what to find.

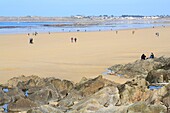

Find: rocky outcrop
110;58;161;78
1;75;169;113
1;56;170;112
110;57;170;79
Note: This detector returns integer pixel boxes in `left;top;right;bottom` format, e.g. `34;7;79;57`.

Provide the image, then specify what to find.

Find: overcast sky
0;0;170;16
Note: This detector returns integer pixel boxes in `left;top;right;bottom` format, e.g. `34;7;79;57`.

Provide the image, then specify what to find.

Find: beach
0;26;170;84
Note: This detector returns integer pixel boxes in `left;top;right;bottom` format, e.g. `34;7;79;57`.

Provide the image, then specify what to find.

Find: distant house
73;15;84;19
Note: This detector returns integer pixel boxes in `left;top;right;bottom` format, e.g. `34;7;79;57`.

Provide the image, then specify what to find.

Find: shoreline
0;25;170;35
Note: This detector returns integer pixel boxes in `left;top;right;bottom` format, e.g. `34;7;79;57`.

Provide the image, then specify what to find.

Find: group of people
28;32;38;44
141;53;154;60
71;37;77;43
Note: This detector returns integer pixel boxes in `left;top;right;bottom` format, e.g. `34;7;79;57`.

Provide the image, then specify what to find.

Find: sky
0;0;170;17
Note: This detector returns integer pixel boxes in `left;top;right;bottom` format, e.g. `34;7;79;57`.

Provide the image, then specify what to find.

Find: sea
0;21;169;34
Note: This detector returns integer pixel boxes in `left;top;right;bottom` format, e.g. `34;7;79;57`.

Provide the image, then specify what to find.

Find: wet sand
0;26;170;84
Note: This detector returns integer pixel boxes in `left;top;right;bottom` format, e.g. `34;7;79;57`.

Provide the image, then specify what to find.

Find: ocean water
0;21;169;34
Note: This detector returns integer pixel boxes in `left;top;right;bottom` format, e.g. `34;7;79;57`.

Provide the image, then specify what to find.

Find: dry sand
0;26;170;84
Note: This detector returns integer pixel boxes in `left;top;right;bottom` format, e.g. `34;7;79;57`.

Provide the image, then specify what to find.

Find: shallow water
149;85;162;90
3;88;9;93
25;90;29;97
2;104;8;112
0;22;169;34
102;69;113;75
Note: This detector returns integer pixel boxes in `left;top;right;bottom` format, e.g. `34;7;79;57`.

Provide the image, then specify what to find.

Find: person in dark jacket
141;54;146;60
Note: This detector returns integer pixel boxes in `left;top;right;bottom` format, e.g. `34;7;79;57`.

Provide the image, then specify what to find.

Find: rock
68;86;119;113
146;69;170;83
117;78;151;105
154;56;170;70
108;64;124;73
51;79;74;97
57;89;83;111
162;95;170;112
162;85;170;112
5;87;26;104
75;75;117;97
27;105;64;113
28;85;60;104
8;97;38;112
0;87;11;105
6;87;24;97
146;85;168;105
0;107;4;112
70;99;103;113
96;105;128;113
7;75;41;87
127;102;167;113
48;101;59;107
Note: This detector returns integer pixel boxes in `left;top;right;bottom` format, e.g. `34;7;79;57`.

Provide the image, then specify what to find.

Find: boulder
146;69;170;83
0;107;4;112
68;86;119;113
70;99;103;113
7;75;42;87
117;78;151;105
75;75;117;97
154;56;170;70
27;105;64;113
8;97;38;112
162;84;170;112
127;102;167;113
162;95;170;112
28;85;60;104
6;87;24;97
51;79;74;97
95;105;128;113
146;86;168;105
0;87;11;105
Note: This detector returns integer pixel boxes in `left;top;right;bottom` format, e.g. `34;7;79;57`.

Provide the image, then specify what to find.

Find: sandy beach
0;26;170;84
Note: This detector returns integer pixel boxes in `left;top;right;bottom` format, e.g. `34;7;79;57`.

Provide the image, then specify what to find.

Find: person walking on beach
74;38;77;43
132;31;135;35
155;32;159;37
29;38;33;44
71;37;73;43
141;54;146;60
